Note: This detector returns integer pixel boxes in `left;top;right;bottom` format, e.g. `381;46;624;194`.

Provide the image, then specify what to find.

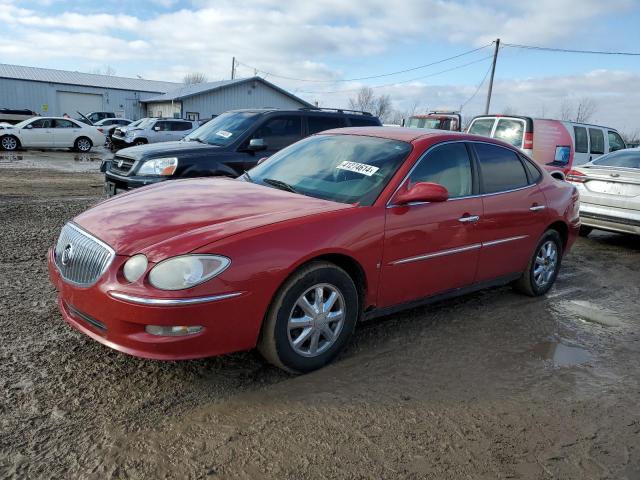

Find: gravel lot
1;150;639;479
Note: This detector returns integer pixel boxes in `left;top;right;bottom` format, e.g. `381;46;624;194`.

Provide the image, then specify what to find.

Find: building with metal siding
0;64;312;121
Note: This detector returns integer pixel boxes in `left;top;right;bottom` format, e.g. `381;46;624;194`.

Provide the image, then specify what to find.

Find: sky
1;0;639;133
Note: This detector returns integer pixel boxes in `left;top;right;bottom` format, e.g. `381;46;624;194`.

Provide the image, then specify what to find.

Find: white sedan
0;117;105;152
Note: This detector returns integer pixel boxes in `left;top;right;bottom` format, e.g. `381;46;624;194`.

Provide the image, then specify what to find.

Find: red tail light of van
566;169;587;183
523;132;534;149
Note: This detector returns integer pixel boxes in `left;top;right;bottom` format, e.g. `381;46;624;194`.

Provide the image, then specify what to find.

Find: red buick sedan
49;128;580;373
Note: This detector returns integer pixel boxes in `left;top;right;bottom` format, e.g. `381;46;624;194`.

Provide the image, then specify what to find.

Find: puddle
0;148;110;173
530;339;591;367
557;300;623;327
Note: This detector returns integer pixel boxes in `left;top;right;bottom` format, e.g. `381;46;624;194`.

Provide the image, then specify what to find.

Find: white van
467;115;626;177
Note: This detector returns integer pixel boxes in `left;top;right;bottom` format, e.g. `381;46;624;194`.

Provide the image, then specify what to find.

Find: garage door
56;91;103;117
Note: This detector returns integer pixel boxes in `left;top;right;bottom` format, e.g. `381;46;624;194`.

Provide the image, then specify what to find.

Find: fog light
145;325;203;336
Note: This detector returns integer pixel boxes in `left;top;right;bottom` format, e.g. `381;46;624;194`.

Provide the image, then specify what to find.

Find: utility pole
231;56;236;80
484;38;500;115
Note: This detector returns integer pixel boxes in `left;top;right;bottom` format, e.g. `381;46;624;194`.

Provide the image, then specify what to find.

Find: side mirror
257;156;270;165
25;124;33;129
153;126;161;131
393;182;449;205
248;138;267;151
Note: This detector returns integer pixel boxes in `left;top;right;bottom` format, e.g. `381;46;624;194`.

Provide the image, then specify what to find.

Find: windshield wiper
242;171;253;183
262;178;298;193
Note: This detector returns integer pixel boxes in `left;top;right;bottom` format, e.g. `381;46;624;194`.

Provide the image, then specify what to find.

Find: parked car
76;111;116;125
0;116;104;152
49;128;579;372
0;108;39;125
566;148;640;236
467;115;626;179
103;108;382;196
93;118;132;148
109;117;199;150
406;111;461;131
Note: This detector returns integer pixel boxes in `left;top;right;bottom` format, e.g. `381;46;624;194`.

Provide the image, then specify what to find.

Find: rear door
53;119;81;147
380;142;483;306
306;115;347;135
572;125;590;167
472;142;548;283
168;121;193;141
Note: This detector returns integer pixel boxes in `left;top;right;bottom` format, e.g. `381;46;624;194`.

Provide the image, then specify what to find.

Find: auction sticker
336;161;379;176
215;130;233;138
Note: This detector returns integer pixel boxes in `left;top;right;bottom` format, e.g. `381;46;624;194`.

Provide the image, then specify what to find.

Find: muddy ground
1;151;639;479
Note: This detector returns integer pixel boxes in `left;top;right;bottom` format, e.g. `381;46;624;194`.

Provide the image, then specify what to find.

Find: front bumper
48;248;263;360
580;203;640;235
104;170;168;196
110;135;136;150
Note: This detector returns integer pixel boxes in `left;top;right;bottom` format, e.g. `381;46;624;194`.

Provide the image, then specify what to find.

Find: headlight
123;254;148;283
125;130;134;137
148;255;230;290
137;157;178;176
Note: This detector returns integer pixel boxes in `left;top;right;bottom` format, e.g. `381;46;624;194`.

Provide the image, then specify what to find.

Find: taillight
566;169;586;183
523;132;533;149
97;128;104;133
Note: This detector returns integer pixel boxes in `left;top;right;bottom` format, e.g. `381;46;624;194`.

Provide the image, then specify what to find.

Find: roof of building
0;63;180;93
141;76;313;107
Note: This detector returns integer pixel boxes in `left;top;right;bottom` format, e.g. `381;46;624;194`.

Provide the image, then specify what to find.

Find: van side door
572;126;590;167
588;128;605;162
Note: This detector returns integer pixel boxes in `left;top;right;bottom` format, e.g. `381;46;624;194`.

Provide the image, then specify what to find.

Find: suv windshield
184;111;260;146
245;134;412;206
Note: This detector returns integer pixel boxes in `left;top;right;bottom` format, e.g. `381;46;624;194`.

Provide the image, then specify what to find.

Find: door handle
529;205;546;212
458;215;480;223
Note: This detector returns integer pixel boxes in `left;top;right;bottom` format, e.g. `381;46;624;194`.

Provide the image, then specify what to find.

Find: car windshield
245;134;412;206
183;111;260;146
590;150;640;169
132;118;155;129
14;118;37;128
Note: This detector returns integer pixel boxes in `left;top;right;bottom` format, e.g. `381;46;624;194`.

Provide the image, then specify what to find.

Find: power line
235;43;492;83
502;42;640;56
294;55;494;95
460;61;493;111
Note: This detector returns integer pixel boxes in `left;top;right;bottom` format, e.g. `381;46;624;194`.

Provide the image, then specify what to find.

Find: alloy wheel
77;138;91;152
533;240;558;287
1;136;17;151
287;283;345;357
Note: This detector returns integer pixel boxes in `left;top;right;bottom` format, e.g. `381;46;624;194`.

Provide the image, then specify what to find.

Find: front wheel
513;230;563;297
74;137;92;152
258;262;359;373
1;135;19;151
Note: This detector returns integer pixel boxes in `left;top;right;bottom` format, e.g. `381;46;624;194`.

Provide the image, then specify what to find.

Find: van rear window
468;118;494;137
494;119;525;148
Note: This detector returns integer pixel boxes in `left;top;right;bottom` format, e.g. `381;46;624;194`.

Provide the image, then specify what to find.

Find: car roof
320;126;468;143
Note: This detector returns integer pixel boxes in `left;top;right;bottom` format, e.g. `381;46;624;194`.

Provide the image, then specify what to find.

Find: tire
579;226;593;237
1;135;19;151
513;230;563;297
74;137;92;152
134;139;147;147
105;136;112;149
258;261;359;373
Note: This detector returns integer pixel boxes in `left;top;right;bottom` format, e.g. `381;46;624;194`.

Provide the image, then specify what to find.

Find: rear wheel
513;230;563;297
579;226;593;237
258;261;359;373
74;137;92;152
1;135;19;151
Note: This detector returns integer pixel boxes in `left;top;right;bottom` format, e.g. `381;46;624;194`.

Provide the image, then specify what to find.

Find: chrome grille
54;223;115;287
109;155;136;174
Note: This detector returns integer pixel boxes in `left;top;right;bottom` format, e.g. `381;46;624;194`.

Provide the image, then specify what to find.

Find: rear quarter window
348;116;380;127
307;115;347;134
474;143;529;194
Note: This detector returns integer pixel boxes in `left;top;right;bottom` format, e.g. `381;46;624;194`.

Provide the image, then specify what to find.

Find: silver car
568;148;640;236
110;118;199;149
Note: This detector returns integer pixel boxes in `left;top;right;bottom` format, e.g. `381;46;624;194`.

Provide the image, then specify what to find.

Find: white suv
110;118;199;149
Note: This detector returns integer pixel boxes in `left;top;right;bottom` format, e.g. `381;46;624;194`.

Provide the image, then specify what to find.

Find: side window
574;126;588;153
467;118;495;137
608;131;625;152
171;121;192;131
408;143;473;198
348;116;380;127
154;121;170;131
474;143;528;194
589;128;605;154
30;119;53;128
521;156;542;183
253;116;302;150
54;119;76;128
308;116;347;134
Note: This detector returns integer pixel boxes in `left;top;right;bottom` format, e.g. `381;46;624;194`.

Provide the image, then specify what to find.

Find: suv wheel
258;261;359;373
1;135;19;151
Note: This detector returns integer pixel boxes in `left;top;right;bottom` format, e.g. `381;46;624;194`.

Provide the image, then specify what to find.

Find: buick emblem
61;244;74;266
118;159;124;168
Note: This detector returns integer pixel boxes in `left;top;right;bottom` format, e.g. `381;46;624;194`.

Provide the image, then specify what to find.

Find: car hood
116;141;221;160
73;178;353;260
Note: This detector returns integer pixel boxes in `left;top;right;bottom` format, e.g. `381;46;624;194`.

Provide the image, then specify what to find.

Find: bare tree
558;97;573;121
501;105;517;116
348;87;394;121
621;128;640;146
183;72;208;85
375;94;392;121
103;65;116;76
574;97;597;123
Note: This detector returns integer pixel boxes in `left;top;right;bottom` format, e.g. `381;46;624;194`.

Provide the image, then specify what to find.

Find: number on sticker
336;161;380;177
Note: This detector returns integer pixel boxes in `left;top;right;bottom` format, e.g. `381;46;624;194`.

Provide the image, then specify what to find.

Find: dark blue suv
103;108;381;196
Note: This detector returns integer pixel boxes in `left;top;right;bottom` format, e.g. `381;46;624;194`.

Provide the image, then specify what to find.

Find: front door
470;142;548;282
379;142;483;307
20;118;54;147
